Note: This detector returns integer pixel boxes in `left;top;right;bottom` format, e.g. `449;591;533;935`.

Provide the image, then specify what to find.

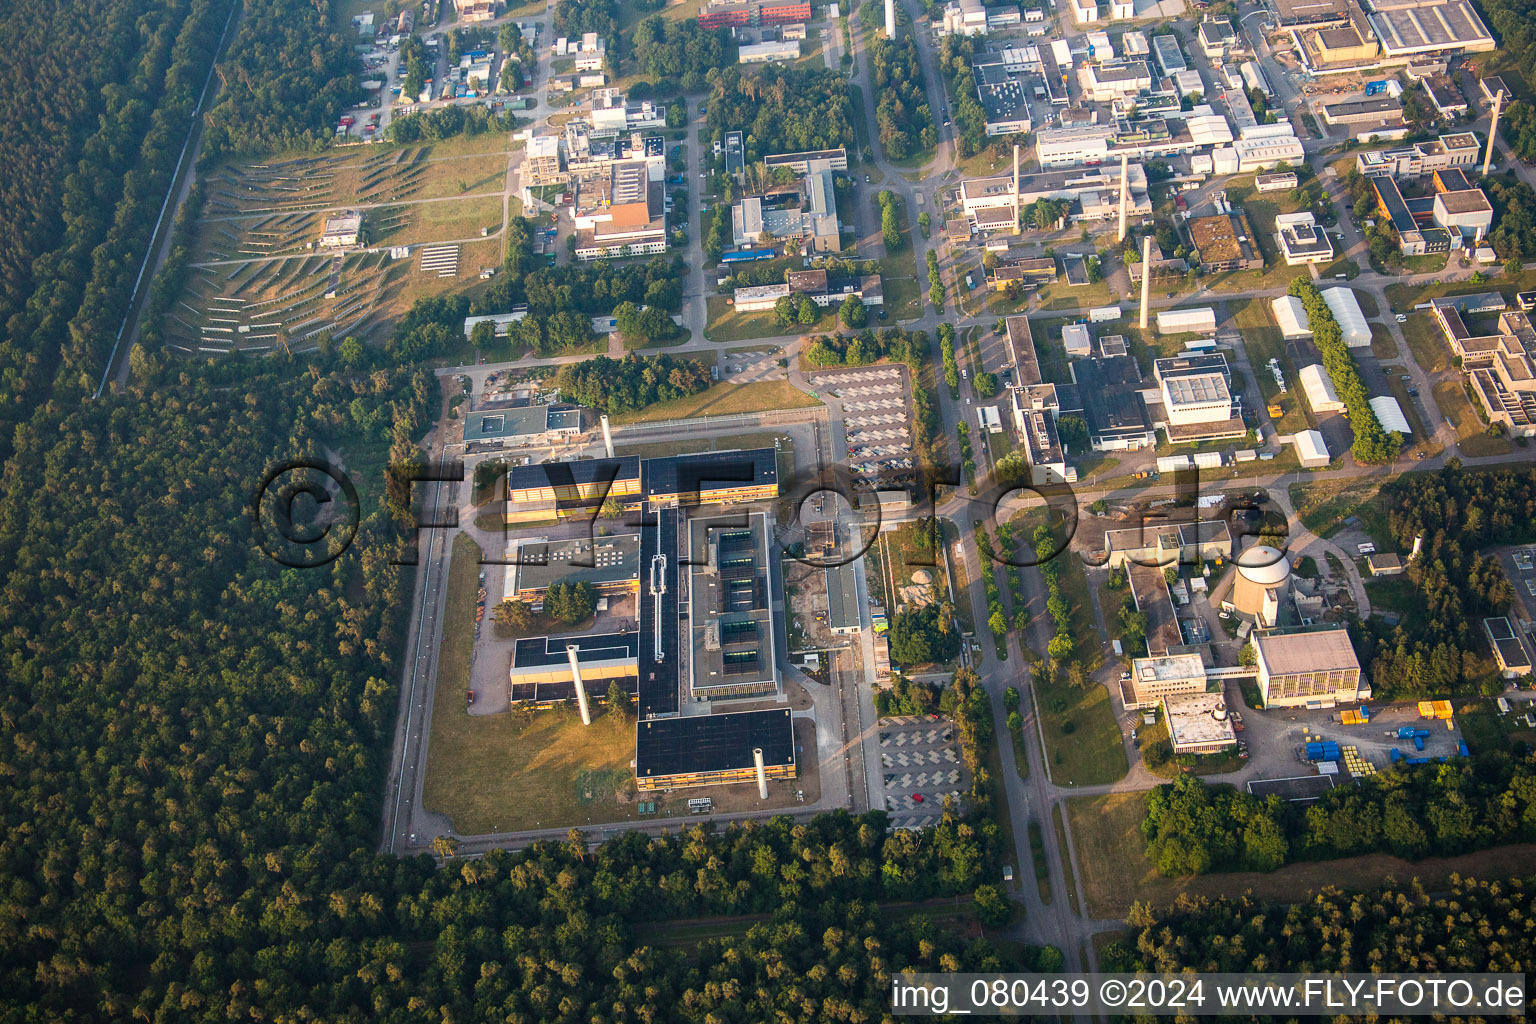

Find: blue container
1458;742;1469;757
1397;726;1416;738
1390;748;1402;762
1414;728;1431;738
1413;735;1426;751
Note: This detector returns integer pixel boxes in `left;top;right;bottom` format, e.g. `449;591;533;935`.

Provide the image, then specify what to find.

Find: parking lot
721;348;787;384
813;366;916;487
878;715;967;828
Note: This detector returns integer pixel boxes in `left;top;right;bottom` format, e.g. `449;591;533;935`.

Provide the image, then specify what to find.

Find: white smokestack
566;645;592;725
1118;153;1129;241
1138;234;1152;330
885;0;896;37
1411;535;1423;560
1485;89;1503;177
753;747;769;799
600;414;614;459
1013;144;1021;227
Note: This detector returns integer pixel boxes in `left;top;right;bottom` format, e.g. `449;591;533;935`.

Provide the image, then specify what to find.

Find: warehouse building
464;404;584;450
1484;616;1534;677
1163;692;1238;753
687;511;780;702
509;633;639;705
1299;363;1345;413
1322;287;1371;347
1295;428;1331;467
506;534;641;603
1156;307;1217;335
635;710;796;790
1367;0;1495;58
1124;652;1208;710
1272;295;1312;339
1253;627;1363;708
1369;394;1412;434
826;560;862;635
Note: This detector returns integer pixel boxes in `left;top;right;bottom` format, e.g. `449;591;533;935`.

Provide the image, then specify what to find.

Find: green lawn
421;535;644;834
1230;298;1310;434
609;380;822;423
1052;803;1081;916
1028;820;1053;903
884;276;923;319
1032;662;1127;788
705;295;831;342
1399;312;1451;372
1369;321;1399;360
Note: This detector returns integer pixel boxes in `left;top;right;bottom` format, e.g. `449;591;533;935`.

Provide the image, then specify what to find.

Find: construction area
164;139;514;355
1288;700;1467;778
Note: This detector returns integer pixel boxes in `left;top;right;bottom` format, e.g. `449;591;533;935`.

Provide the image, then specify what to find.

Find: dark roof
512;631;639;667
507;456;641;492
644;448;777;499
635;709;796;778
1073;355;1150;442
637;503;681;718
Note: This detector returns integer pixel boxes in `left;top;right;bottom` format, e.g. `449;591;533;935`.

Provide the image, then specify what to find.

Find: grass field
1068;789;1536;918
1434;379;1513;457
1033;664;1127;787
1288;478;1391;542
1399;313;1450;372
705;295;831;342
1369;321;1399;360
1232;298;1312;435
1028;820;1052;903
608;380;822;423
421;535;642;834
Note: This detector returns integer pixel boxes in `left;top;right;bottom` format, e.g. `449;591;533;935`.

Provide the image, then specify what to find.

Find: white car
1395;313;1407;323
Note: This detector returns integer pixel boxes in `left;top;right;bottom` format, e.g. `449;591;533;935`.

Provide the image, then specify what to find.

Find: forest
1141;758;1536;877
199;0;359;158
552;352;714;412
870;35;937;161
1360;465;1533;695
1103;874;1536;976
1482;173;1536;262
704;66;858;165
801;326;931;368
0;0;234;454
630;17;736;90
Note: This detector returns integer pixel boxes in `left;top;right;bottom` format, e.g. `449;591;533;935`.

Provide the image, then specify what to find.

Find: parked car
1395;313;1407;323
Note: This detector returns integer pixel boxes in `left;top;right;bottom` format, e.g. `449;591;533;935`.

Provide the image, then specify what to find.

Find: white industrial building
1034;124;1117;167
1271;295;1311;339
1295;428;1330;467
1156;307;1216;334
1162;372;1234;427
738;40;801;63
1232;133;1305;171
1321;288;1371;348
940;0;990;34
1079;60;1153;102
1369;395;1412;434
1299;364;1344;413
1063;322;1092;356
1275;212;1335;266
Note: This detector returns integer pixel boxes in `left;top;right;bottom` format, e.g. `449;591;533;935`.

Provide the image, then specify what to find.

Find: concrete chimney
1012;144;1021;227
753;747;769;799
885;0;896;37
566;645;592;725
1411;535;1423;560
1117;153;1129;241
1485;89;1504;177
1138;233;1152;330
600;414;614;458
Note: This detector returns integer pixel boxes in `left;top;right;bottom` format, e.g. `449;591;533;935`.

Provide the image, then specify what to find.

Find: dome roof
1236;545;1291;585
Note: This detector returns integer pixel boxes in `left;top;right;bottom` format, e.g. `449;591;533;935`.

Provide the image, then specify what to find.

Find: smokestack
753;747;769;799
1138;234;1152;330
1012;144;1021;227
885;0;896;38
600;414;614;458
1117;153;1129;241
566;645;592;725
1485;89;1503;177
1411;535;1423;560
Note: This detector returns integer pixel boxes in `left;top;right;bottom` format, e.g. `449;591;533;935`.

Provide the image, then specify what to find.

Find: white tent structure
1369;395;1411;434
1321;287;1371;348
1295;429;1330;466
1271;295;1311;339
1299;363;1344;412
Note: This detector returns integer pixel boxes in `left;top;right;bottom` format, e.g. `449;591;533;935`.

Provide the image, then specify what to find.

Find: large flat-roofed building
1367;0;1494;57
1484;616;1534;677
635;709;796;790
645;448;778;507
464;404;584;449
506;456;642;520
1152;33;1187;75
1356;132;1478;178
1322;95;1403;126
975;62;1032;136
1004;314;1043;386
573;159;668;260
732;158;839;252
1157;372;1245;442
1275;211;1335;265
1431;302;1536;436
1163;691;1237;753
826;560;862;634
738;39;801;63
1070;354;1156;450
1434;187;1494;241
1034;124;1117;167
1307;21;1378;64
524;135;566;185
688;511;780;701
1079;60;1153;102
1104;519;1234;568
1189;212;1262;272
506;534;642;602
1253;627;1362;708
959;164;1151;226
764;147;849;174
1128;561;1183;655
1125;652;1207;709
508;633;639;705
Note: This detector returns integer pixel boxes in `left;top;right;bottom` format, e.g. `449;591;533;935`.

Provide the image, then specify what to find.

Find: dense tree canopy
553;352;713;412
870;34;936;161
1288;279;1401;463
704;66;857;165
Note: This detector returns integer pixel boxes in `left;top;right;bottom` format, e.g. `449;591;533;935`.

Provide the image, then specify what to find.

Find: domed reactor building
1230;544;1292;628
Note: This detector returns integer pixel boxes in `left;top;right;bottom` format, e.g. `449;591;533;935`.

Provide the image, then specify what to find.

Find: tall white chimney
566;644;592;725
1485;89;1504;177
1411;535;1423;560
1138;234;1152;330
1117;153;1129;241
1012;144;1021;227
600;414;614;458
753;747;769;799
885;0;896;38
